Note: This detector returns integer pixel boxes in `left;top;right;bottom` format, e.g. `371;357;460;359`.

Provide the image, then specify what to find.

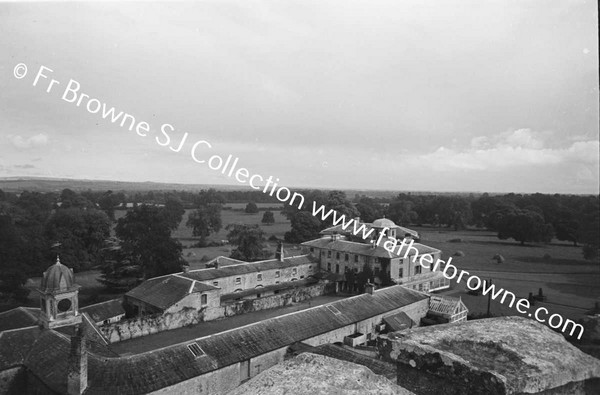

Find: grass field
115;205;293;270
417;226;600;322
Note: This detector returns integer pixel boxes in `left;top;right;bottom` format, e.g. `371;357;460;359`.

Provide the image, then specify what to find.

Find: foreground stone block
226;352;413;395
377;316;600;394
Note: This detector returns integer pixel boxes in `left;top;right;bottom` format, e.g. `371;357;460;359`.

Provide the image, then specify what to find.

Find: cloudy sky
1;0;598;193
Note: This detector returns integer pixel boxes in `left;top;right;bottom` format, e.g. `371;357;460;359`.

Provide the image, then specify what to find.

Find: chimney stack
365;282;375;295
67;326;88;395
275;241;284;262
181;264;190;273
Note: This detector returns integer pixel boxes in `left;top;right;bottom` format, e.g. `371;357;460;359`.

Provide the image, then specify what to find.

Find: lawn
417;226;600;322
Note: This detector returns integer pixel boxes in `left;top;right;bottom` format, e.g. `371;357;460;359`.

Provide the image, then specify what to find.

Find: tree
497;209;554;245
261;210;275;225
186;204;222;245
245;202;259;214
284;211;322;243
226;224;269;262
44;208;110;271
387;200;418;225
116;205;184;278
98;237;142;291
161;196;185;230
356;263;374;292
355;197;384;223
0;215;31;301
194;188;225;207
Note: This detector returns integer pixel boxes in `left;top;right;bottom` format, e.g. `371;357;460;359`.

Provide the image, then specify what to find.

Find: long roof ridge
121;285;424;358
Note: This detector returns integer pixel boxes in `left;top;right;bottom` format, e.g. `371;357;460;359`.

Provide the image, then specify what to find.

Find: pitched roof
180;255;315;282
302;237;439;259
320;222;420;239
126;275;218;311
383;311;416;332
428;295;467;316
81;299;125;323
6;285;427;394
0;307;40;332
0;326;42;370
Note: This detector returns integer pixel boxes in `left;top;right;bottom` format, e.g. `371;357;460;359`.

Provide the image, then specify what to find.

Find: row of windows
322;250;360;262
318;250;392;265
224;267;305;286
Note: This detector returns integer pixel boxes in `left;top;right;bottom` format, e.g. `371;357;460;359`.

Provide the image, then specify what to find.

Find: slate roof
126;275;219;311
0;307;40;332
320;221;420;239
6;285;425;394
2;285;426;394
205;256;247;268
180;255;315;282
220;277;318;302
302;237;439;259
81;299;126;323
383;311;416;332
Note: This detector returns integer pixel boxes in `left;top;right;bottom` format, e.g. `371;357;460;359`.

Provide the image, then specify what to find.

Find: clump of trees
245;202;259;214
226;224;269;261
261;210;275;225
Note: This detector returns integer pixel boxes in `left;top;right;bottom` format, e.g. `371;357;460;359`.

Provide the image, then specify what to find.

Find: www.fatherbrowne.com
310;202;585;340
17;63;584;340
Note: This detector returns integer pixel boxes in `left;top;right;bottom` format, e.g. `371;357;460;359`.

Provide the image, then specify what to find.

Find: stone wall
101;283;328;343
99;307;203;343
223;283;327;317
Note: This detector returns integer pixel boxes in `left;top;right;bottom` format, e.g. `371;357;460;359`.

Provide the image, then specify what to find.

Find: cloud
13;164;36;169
421;129;599;172
8;134;49;149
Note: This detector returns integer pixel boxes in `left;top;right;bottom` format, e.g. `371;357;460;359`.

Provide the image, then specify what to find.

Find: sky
0;0;598;194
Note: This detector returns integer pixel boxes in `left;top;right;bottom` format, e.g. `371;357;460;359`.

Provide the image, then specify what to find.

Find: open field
417;226;599;322
115;206;293;270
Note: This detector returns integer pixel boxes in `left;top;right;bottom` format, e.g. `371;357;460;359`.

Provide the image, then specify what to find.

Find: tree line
282;190;599;260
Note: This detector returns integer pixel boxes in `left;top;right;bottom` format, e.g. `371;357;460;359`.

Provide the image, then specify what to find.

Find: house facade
302;232;450;293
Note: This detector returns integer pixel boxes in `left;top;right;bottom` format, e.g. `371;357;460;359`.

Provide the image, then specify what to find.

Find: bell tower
38;256;82;329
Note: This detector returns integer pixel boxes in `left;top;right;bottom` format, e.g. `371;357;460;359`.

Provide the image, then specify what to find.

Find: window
354;255;359;263
375;267;381;275
327;251;332;258
415;266;422;275
326;305;341;315
345;254;349;261
327;262;331;271
187;342;205;358
310;247;314;253
275;271;280;278
235;277;241;285
300;275;304;279
336;252;340;260
201;294;208;305
353;267;358;274
257;273;262;281
335;264;340;273
212;281;219;287
398;268;403;277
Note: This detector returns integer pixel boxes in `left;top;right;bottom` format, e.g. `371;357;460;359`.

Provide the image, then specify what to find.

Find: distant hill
0;176;488;197
0;177;245;193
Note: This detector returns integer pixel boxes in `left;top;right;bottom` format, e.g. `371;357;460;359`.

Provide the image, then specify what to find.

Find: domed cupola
38;256;81;329
40;257;77;293
371;217;398;239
